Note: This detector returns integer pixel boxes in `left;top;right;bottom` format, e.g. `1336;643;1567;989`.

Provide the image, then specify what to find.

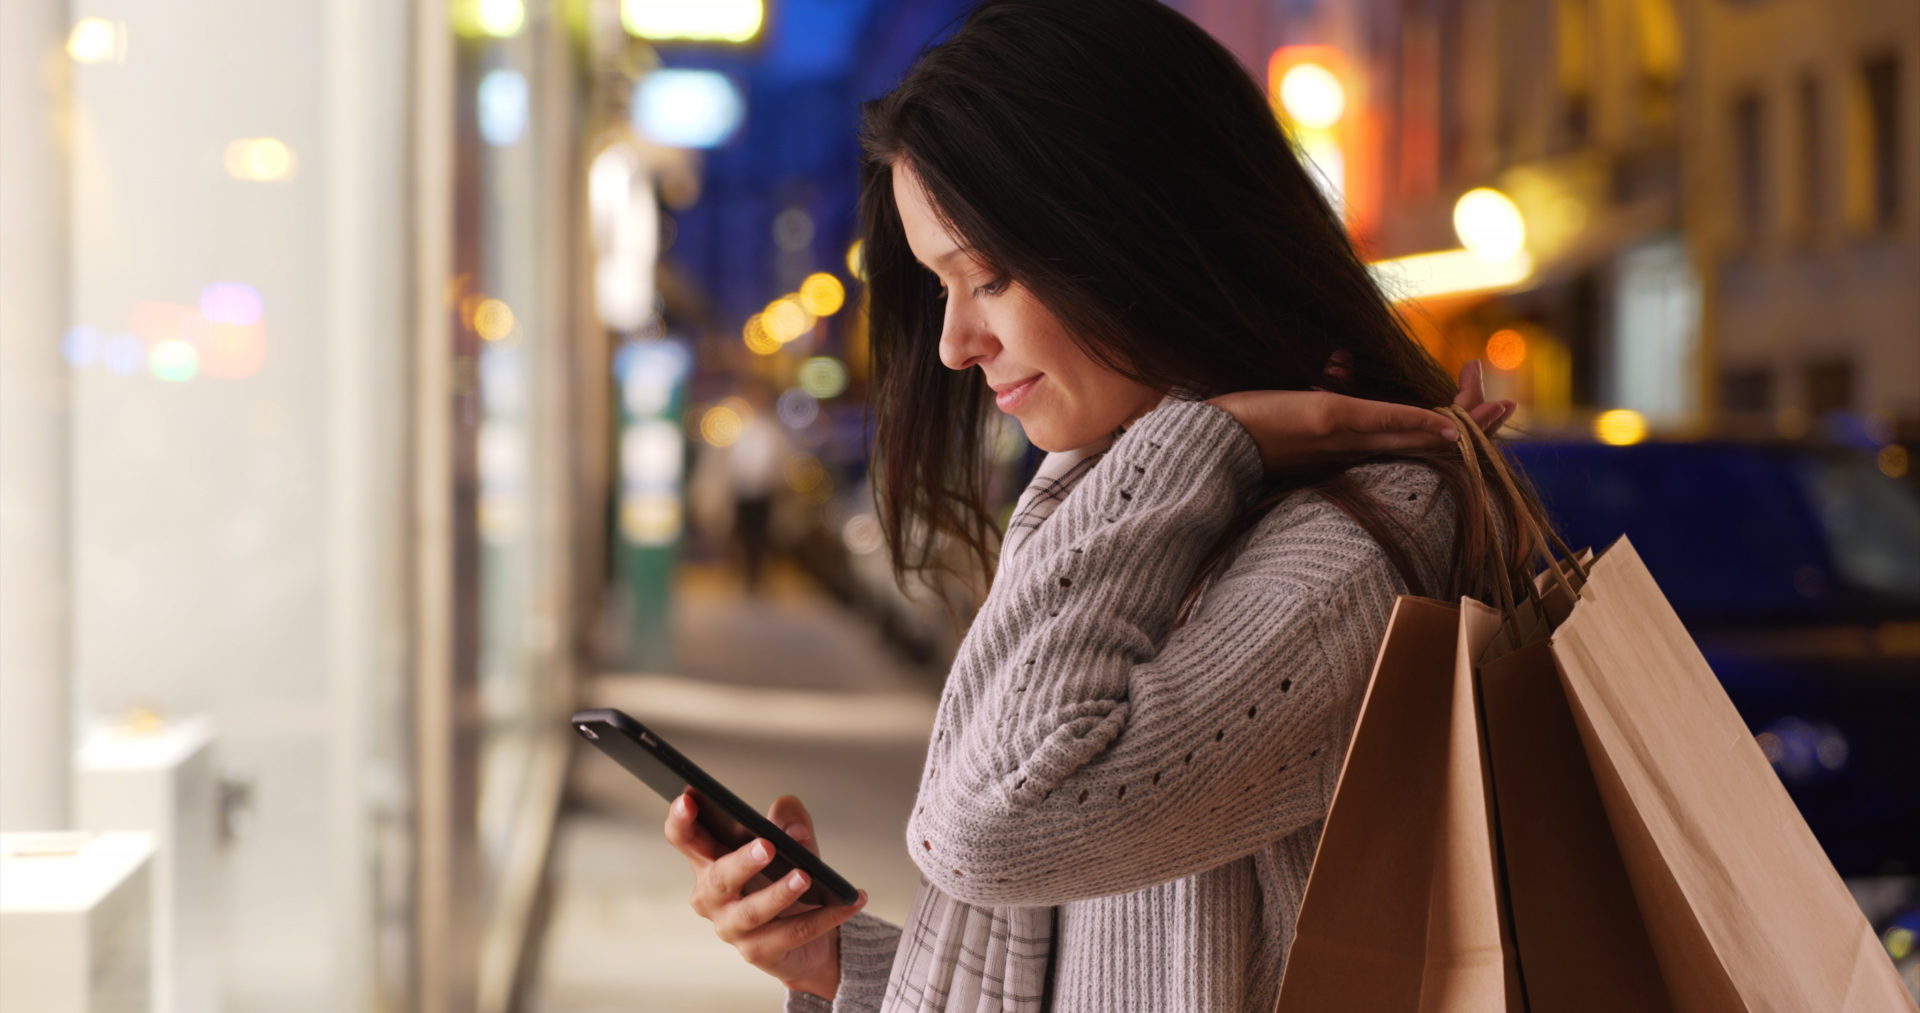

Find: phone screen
570;707;859;906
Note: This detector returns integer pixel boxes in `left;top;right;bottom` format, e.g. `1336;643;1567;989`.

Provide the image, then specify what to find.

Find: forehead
890;161;967;268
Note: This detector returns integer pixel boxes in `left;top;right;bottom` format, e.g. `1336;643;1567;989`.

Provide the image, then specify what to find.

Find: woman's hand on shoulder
664;791;867;1001
1205;359;1513;474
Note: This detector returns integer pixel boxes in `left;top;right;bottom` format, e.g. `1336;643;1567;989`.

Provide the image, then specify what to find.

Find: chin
1018;412;1102;454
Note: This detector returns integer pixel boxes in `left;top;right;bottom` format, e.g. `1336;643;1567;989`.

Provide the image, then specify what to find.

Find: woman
666;1;1527;1009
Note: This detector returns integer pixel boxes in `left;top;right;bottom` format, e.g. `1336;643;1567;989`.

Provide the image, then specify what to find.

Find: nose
937;299;997;372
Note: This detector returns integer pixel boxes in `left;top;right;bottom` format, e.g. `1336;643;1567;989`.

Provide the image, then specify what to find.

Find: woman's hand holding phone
665;791;868;1001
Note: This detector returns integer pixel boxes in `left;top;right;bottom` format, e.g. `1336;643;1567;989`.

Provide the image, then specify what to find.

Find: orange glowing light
1486;329;1528;371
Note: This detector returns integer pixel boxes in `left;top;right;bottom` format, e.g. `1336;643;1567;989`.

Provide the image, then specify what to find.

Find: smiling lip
992;375;1041;413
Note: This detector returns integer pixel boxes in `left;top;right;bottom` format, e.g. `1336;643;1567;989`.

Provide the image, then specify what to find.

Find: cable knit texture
787;399;1455;1013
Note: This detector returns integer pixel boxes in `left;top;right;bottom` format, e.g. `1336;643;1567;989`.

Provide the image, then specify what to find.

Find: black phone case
569;707;860;907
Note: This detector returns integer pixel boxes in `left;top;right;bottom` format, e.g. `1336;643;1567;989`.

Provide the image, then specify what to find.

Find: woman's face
891;161;1161;453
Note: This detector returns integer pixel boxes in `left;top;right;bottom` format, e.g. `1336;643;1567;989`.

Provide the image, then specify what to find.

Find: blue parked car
1506;439;1920;878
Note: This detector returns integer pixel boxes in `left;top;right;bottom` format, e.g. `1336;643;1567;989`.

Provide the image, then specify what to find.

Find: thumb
768;795;819;856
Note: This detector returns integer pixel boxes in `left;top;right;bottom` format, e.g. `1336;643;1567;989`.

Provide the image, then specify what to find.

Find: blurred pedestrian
665;2;1523;1011
728;384;785;593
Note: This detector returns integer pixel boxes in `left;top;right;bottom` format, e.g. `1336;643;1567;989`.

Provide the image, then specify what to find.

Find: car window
1507;443;1833;620
1791;453;1920;602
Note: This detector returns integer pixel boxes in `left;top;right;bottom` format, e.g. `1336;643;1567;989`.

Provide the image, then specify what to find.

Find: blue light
479;69;529;147
63;326;102;367
633;70;744;150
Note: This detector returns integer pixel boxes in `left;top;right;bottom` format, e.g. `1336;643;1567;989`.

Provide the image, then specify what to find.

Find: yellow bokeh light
1593;409;1648;446
623;0;763;42
742;314;782;356
1887;927;1915;962
67;18;122;64
798;273;846;317
784;454;827;493
764;297;813;343
1486;329;1528;371
224;138;296;182
1879;444;1910;479
1279;63;1345;129
452;0;525;37
473;298;515;341
700;406;744;447
1453;188;1527;262
846;240;866;280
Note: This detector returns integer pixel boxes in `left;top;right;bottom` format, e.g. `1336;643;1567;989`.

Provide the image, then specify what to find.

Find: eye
975;276;1010;297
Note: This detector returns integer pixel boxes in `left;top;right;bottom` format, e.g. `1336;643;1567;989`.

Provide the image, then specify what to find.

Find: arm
783;913;901;1013
906;400;1433;907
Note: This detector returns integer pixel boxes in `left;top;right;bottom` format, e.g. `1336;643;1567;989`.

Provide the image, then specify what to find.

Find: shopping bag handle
1438;404;1589;616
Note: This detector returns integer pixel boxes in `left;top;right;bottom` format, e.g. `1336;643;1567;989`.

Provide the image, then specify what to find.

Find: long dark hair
859;0;1538;606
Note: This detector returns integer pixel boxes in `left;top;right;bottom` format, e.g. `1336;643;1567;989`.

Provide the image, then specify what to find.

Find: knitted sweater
793;400;1456;1013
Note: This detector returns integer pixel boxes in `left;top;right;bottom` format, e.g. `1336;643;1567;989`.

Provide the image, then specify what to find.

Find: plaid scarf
882;431;1117;1013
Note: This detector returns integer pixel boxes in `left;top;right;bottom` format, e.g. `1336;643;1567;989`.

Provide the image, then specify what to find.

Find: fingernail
1439;426;1458;441
788;870;807;890
752;840;772;862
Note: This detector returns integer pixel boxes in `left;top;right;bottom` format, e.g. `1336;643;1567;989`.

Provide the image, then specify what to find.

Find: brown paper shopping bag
1274;592;1525;1012
1548;537;1917;1012
1276;408;1916;1012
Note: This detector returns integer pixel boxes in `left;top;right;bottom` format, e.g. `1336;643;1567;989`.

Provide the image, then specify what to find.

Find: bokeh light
200;282;263;325
66;18;123;64
1880;444;1910;479
478;69;530;147
203;323;268;380
474;298;516;341
1278;63;1345;129
784;454;828;494
149;340;199;383
742;314;781;356
1593;408;1648;446
797;357;849;400
1453;188;1527;262
63;327;102;368
764;298;813;344
777;388;819;429
453;0;525;37
798;273;846;317
224;139;296;182
846;240;866;280
622;0;763;42
842;514;884;555
1486;329;1528;371
635;70;744;149
700;405;743;447
774;208;815;252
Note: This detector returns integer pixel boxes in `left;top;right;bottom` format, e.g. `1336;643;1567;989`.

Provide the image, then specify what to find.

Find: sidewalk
533;564;937;1013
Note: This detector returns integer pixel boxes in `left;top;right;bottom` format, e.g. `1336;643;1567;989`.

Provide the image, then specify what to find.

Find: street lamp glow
622;0;763;43
1453;188;1528;262
798;273;846;317
67;18;123;64
1594;409;1648;446
1279;63;1345;129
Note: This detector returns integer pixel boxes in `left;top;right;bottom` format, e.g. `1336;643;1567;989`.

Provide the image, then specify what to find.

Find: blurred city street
534;564;933;1013
2;0;1916;1008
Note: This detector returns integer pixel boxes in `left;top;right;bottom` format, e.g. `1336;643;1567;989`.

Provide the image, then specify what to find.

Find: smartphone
569;707;859;907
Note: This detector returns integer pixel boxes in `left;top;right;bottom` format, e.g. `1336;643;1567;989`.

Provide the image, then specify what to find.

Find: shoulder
1226;460;1455;601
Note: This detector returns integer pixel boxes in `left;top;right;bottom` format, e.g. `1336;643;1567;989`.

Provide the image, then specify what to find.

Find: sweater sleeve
904;399;1439;908
782;912;901;1013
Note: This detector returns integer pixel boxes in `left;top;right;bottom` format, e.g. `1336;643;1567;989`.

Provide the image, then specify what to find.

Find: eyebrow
919;246;971;272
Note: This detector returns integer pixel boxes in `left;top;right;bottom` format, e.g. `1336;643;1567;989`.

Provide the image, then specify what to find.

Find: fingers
716;864;819;940
767;796;820;857
732;892;870;968
664;792;723;867
1337;397;1458;441
1454;359;1485;408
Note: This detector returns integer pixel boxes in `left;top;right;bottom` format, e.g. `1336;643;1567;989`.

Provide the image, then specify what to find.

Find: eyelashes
934;275;1010;300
